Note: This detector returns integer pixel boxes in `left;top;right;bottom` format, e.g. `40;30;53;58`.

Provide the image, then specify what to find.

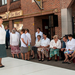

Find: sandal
42;59;44;62
0;65;5;68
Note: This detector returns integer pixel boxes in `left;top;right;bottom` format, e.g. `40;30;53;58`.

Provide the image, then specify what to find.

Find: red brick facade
0;0;75;45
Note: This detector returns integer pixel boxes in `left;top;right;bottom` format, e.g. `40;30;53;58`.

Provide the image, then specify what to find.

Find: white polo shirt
41;38;50;47
21;33;28;47
66;38;75;51
35;31;43;41
26;32;31;45
0;24;6;44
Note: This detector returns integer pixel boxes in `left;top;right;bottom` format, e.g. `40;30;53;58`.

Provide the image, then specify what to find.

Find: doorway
42;19;55;39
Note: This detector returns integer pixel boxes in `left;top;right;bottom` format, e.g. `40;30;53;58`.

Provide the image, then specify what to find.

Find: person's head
37;35;41;40
68;34;73;41
5;26;8;30
20;29;25;35
25;29;28;34
12;29;16;34
63;36;68;42
37;27;41;32
53;35;58;42
13;27;17;31
43;33;47;39
0;16;3;25
27;29;29;33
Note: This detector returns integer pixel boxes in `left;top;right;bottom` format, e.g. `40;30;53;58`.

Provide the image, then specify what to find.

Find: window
2;0;7;5
11;0;19;2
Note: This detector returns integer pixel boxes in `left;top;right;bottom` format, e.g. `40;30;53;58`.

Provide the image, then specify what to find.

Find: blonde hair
53;35;58;39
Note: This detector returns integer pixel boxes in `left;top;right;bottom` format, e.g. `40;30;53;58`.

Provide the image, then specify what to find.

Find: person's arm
10;34;12;47
57;40;61;49
50;40;53;48
21;38;27;46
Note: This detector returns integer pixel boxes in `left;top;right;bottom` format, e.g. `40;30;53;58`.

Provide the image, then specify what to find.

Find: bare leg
38;51;41;59
12;54;14;58
55;54;57;60
25;53;27;60
17;54;19;58
64;54;68;62
21;53;24;60
42;52;44;60
70;54;75;62
32;50;35;58
27;52;30;60
0;58;2;66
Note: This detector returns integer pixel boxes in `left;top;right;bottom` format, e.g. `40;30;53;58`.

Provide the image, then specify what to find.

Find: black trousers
61;50;65;60
6;38;9;49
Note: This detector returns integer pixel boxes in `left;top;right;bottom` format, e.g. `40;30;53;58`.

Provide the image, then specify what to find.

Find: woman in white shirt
25;29;31;60
0;16;7;68
35;27;43;41
20;29;28;60
38;33;50;61
48;35;61;61
32;35;41;59
10;29;20;58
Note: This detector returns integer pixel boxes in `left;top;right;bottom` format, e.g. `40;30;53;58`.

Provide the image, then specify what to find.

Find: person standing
0;16;7;68
13;27;20;39
10;29;20;58
25;29;31;60
5;26;10;49
35;27;43;41
20;29;28;60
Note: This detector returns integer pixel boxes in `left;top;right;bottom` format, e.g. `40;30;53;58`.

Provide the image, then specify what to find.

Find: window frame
0;0;7;7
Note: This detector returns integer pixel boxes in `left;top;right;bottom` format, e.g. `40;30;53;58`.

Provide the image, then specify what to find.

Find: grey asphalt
6;49;75;71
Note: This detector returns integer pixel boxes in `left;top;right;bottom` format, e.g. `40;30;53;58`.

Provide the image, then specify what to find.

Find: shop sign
0;10;23;19
34;0;43;9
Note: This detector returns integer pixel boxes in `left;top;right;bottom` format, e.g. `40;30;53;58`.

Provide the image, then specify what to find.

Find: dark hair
43;33;47;36
27;29;29;33
25;29;28;31
68;34;73;38
37;27;41;30
0;16;2;19
21;29;25;33
37;35;41;38
63;36;68;39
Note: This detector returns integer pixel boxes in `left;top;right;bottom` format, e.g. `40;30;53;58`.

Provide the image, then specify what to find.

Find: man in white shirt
63;34;75;64
38;33;50;61
35;27;43;41
0;16;7;68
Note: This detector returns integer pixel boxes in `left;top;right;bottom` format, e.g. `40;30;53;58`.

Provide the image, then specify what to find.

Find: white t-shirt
35;40;41;47
15;31;20;39
35;31;43;41
50;39;61;49
0;24;6;44
66;38;75;51
26;33;31;45
10;33;19;46
21;33;28;47
41;38;50;47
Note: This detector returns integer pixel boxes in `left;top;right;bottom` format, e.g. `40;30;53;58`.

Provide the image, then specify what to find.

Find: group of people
0;16;75;68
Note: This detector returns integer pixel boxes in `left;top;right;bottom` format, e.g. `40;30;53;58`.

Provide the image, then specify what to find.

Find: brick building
0;0;75;46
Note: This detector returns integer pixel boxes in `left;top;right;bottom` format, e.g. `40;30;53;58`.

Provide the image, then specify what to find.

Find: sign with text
0;10;23;19
34;0;43;9
9;10;23;18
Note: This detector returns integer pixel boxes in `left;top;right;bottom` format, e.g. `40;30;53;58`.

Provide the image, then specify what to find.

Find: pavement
0;57;75;75
6;49;75;71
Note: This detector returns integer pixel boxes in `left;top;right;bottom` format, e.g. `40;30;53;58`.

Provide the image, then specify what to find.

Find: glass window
2;0;7;5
